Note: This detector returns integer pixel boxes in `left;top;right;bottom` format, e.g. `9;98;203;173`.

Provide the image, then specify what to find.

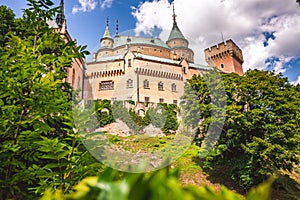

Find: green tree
184;70;300;189
0;5;15;47
95;100;114;127
0;0;101;199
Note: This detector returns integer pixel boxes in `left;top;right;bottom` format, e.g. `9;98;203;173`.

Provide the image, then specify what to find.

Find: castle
52;1;244;103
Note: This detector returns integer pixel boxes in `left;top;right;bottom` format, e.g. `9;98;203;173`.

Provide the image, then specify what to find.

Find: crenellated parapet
204;39;244;65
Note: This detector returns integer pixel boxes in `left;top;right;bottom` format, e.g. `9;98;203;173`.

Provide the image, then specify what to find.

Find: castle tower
167;4;194;63
100;17;113;48
56;0;65;28
204;39;244;75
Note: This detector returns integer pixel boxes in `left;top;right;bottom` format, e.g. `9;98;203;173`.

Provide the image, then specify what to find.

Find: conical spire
167;3;185;41
56;0;65;28
102;17;112;39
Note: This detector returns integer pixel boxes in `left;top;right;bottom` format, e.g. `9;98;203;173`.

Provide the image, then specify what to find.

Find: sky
1;0;300;84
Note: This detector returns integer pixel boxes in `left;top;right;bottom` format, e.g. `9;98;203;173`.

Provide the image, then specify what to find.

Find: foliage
41;167;274;200
107;101;179;134
0;0;101;199
184;70;300;189
95;100;114;127
0;5;15;47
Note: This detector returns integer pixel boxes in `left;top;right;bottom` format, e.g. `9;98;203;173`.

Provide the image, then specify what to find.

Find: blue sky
1;0;300;84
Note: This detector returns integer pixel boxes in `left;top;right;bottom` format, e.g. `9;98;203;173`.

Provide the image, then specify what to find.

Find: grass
95;133;300;200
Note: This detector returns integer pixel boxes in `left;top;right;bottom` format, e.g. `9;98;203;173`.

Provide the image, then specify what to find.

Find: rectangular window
99;80;114;90
173;100;178;105
145;97;150;102
159;98;164;103
143;80;150;89
128;59;132;67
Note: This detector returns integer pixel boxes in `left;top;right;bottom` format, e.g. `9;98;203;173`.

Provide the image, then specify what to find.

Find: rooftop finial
172;2;177;23
116;19;119;37
106;16;109;27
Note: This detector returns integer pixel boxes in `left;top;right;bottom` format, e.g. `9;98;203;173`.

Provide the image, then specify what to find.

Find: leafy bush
0;1;101;198
183;70;300;189
41;167;274;200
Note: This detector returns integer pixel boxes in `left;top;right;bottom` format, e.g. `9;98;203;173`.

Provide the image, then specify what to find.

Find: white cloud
72;0;97;14
131;0;300;74
100;0;114;9
292;76;300;85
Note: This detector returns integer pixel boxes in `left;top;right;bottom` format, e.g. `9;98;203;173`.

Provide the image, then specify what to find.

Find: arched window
158;81;164;91
221;63;224;68
72;69;76;86
143;79;150;89
127;79;133;88
171;83;176;92
77;76;81;89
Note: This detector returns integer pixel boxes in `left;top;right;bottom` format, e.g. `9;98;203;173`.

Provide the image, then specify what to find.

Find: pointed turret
56;0;65;28
167;3;194;63
167;4;185;41
100;17;113;48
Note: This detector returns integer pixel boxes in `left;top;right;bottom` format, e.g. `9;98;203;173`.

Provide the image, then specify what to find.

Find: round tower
100;17;113;48
167;4;194;63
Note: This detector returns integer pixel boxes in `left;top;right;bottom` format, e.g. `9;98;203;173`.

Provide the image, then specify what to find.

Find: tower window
171;83;177;92
158;82;164;91
128;59;132;67
143;79;150;89
221;64;224;68
183;67;186;74
127;79;133;88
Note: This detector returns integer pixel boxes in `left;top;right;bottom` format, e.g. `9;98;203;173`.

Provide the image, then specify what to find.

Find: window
77;76;81;89
143;79;150;89
99;80;114;90
72;69;75;86
173;100;178;105
221;63;224;68
183;67;186;74
159;98;164;103
111;97;117;102
128;59;132;67
171;83;176;92
127;79;133;88
158;82;164;91
145;97;150;102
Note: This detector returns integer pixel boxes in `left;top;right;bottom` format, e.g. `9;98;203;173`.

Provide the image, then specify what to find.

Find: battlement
204;39;244;64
